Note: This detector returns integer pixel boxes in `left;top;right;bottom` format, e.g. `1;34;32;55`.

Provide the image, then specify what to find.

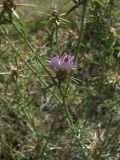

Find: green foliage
0;0;120;160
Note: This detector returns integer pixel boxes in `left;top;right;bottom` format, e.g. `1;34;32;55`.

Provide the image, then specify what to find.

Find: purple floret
50;55;77;71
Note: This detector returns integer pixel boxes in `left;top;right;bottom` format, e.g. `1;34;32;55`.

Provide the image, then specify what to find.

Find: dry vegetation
0;0;120;160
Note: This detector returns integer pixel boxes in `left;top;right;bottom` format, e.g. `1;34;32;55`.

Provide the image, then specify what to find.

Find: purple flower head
50;54;77;71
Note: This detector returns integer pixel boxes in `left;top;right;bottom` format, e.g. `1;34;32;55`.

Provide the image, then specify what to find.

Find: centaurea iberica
50;54;77;71
50;54;77;83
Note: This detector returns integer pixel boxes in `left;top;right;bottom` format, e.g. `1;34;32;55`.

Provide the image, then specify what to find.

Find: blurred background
0;0;120;160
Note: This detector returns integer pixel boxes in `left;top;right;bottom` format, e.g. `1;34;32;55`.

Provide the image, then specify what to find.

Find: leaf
64;0;73;5
65;4;78;16
56;20;60;26
12;8;20;19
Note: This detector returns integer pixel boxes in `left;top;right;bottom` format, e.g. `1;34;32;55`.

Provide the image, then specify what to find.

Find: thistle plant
50;54;77;71
0;0;120;160
0;0;37;24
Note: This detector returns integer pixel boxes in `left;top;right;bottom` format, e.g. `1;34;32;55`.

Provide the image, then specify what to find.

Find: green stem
59;85;73;126
59;84;88;160
12;22;56;84
75;0;88;60
0;27;62;104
